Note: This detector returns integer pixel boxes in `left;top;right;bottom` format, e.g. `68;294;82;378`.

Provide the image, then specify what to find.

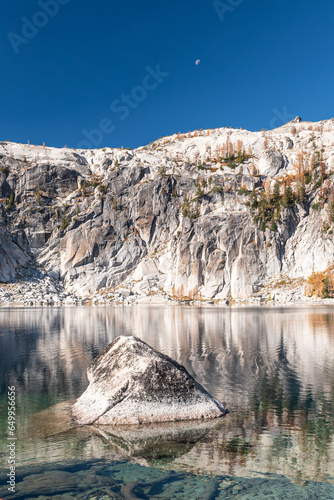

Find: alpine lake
1;305;334;499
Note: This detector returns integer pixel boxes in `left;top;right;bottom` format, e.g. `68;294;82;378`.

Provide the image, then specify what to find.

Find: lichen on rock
72;336;226;425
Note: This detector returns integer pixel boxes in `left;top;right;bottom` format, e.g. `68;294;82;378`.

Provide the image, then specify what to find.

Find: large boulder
72;336;226;425
258;150;285;177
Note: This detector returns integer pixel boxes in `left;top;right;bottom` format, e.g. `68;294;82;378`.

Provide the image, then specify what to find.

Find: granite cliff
1;117;334;305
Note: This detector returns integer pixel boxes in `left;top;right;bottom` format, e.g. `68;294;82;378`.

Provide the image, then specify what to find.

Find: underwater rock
32;404;223;464
92;418;221;460
72;336;226;425
19;470;79;496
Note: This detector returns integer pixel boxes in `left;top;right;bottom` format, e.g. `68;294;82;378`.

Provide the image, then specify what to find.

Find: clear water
1;305;334;499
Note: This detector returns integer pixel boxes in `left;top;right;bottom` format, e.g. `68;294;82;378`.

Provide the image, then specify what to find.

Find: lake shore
1;277;334;307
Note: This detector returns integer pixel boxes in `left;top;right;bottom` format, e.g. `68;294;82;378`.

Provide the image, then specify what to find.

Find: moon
195;59;201;65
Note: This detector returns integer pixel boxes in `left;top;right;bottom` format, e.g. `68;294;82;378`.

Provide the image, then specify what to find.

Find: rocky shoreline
1;276;334;307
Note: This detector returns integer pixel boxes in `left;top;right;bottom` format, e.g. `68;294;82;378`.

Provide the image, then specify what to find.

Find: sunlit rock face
72;336;226;425
1;118;334;302
0;227;32;282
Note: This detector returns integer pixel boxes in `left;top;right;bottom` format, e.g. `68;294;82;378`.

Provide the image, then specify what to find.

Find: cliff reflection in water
1;305;334;481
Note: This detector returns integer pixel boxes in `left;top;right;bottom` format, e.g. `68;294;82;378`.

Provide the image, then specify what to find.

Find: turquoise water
1;306;334;498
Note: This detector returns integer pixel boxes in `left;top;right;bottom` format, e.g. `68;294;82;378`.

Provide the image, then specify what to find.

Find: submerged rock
72;336;226;425
31;403;223;464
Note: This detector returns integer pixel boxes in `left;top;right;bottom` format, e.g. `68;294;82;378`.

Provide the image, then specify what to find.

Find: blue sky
1;0;334;149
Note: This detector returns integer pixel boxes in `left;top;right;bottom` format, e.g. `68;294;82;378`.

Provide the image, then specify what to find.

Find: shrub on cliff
306;270;334;298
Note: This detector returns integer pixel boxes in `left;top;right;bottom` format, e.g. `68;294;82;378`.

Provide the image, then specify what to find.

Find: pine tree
36;185;41;205
282;186;295;207
182;196;190;217
270;220;277;231
320;161;327;179
260;220;267;232
250;187;258;210
272;181;280;202
236;139;243;153
323;273;334;298
263;179;271;202
329;200;334;223
225;138;231;158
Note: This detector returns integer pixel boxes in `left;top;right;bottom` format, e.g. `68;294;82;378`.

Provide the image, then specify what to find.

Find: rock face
0;228;32;282
1;118;334;304
72;336;226;425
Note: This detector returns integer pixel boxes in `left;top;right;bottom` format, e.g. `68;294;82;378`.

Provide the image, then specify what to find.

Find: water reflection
1;306;334;482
